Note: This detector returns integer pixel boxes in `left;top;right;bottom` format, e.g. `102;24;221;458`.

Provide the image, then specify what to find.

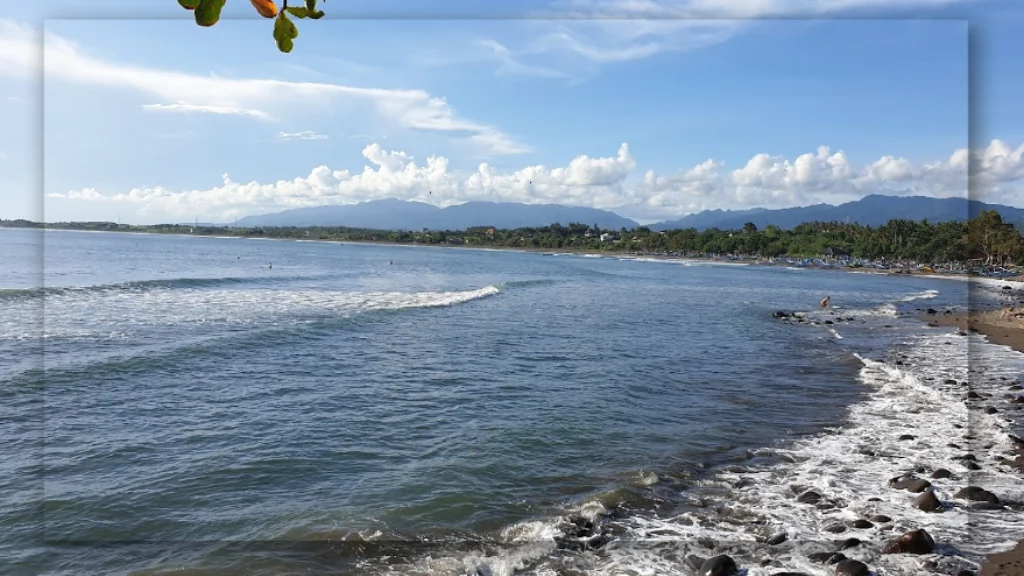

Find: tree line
3;210;1022;266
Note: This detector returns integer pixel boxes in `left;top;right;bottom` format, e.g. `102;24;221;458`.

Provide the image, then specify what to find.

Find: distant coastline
3;216;1022;282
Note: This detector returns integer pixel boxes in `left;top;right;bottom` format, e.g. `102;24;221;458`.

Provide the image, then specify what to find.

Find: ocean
2;227;1023;576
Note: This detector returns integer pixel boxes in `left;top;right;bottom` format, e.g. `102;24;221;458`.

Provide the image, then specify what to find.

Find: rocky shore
921;293;1024;576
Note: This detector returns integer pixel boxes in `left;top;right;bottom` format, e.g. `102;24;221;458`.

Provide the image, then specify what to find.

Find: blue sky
0;0;1022;224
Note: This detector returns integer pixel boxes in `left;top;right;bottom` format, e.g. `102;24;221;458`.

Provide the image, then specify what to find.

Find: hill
648;195;1024;231
234;200;640;230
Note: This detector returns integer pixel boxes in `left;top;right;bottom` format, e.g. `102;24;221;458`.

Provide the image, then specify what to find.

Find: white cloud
0;19;528;157
47;140;1024;223
473;0;973;78
143;102;273;121
277;130;329;141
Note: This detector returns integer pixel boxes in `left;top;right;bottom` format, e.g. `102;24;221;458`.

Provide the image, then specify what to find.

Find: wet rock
773;311;790;318
967;391;981;399
797;490;823;504
882;528;935;555
825;523;847;533
766;531;788;545
849;519;873;529
869;514;892;523
913;490;943;512
808;552;846;564
969;502;1004;511
964;461;982;471
770;573;810;576
699;554;738;576
985;406;999;414
927;308;938;315
734;478;755;489
956;570;978;576
944;379;958;385
838;538;862;550
889;475;932;493
685;555;706;571
931;468;953;479
898;434;917;441
834;559;870;576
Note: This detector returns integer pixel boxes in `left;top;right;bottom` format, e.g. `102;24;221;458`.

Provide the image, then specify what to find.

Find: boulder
834;559;870;576
913;490;942;512
882;528;935;554
698;555;738;576
930;468;953;479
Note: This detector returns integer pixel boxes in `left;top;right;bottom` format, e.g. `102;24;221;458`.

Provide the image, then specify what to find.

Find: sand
922;307;1024;354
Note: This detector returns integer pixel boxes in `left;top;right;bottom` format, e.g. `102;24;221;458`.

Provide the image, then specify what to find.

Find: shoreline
919;303;1024;575
8;225;1022;284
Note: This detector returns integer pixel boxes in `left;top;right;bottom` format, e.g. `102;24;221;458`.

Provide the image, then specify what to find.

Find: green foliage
179;0;325;53
193;0;226;27
5;212;1023;270
273;11;299;53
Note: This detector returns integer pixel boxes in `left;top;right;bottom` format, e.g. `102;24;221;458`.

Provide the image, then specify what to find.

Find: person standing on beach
820;296;830;308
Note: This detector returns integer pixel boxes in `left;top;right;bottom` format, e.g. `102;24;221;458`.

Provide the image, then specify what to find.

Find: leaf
178;0;201;9
305;0;325;19
274;11;299;53
286;6;310;18
194;0;226;27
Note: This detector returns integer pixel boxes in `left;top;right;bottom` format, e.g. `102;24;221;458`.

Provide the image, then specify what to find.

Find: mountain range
232;195;1024;232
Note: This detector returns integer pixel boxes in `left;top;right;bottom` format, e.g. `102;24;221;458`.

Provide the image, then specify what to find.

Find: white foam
587;331;1024;576
897;289;940;303
0;285;501;341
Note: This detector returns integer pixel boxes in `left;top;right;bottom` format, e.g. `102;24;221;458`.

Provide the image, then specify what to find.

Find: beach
919;282;1024;576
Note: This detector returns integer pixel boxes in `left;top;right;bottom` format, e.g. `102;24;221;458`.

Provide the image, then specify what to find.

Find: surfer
389;260;393;265
269;262;272;269
820;295;830;308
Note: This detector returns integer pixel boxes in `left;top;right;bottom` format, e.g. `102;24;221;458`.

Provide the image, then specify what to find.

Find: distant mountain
649;195;1024;231
234;200;639;230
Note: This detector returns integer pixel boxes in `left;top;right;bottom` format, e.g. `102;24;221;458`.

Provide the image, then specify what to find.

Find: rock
969;502;1004;510
767;531;788;545
889;475;932;493
913;490;943;512
931;468;953;479
808;552;846;564
797;491;823;504
698;555;738;576
734;478;755;489
882;528;935;554
964;461;982;471
849;519;873;529
773;311;790;318
956;570;978;576
927;308;938;315
869;514;892;523
967;391;981;399
839;538;862;550
985;406;999;414
898;434;917;441
834;559;870;576
825;523;847;533
685;555;706;571
944;378;958;385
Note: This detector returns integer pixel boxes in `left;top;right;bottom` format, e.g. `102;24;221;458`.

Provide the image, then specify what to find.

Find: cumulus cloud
0;18;528;157
277;130;330;141
47;140;1024;223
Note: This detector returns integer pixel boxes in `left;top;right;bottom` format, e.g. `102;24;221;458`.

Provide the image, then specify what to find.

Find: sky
0;0;1022;224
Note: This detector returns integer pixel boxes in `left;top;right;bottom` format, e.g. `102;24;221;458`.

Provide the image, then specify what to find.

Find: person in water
820;295;830;308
